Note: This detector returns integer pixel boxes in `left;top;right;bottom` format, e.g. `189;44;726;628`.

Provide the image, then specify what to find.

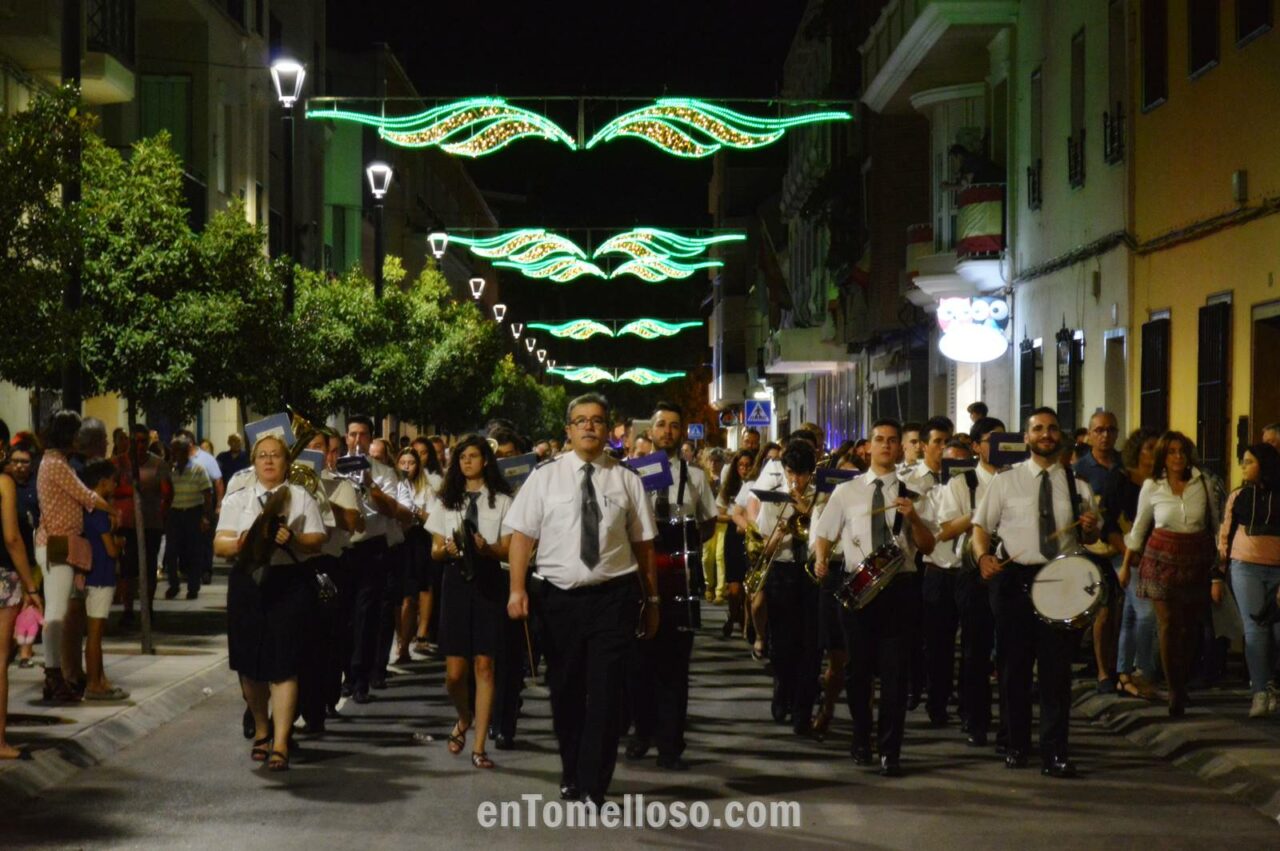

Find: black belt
544;572;639;596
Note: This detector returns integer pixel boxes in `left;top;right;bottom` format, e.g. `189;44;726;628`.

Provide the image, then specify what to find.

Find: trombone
743;481;815;596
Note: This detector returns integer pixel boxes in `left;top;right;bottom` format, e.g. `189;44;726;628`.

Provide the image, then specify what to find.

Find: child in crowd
14;602;42;668
80;460;129;701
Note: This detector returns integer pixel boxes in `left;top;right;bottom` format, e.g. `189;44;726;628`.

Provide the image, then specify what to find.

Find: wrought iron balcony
1103;102;1125;164
1067;130;1086;189
1026;158;1042;210
86;0;135;68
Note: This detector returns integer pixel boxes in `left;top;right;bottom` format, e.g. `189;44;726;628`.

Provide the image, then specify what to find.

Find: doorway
1252;305;1280;441
1104;331;1127;438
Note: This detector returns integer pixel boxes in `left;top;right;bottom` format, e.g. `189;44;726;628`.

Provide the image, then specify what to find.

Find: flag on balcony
905;224;933;280
956;184;1005;258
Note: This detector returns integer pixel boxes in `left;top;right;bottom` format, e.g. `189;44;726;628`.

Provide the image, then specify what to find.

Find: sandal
471;751;495;769
811;707;833;741
267;750;290;771
447;720;470;755
250;736;273;762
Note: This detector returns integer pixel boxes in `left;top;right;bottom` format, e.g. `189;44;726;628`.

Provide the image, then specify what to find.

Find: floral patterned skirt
1138;528;1214;604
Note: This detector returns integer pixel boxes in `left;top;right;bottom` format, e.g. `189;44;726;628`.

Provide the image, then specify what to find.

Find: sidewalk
1;577;235;802
1074;679;1280;822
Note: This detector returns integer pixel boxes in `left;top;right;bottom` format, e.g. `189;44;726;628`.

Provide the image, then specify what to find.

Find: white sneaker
1268;685;1280;714
1249;692;1270;718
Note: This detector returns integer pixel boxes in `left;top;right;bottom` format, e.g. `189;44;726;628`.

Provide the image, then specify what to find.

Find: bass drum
1030;554;1107;630
655;518;702;632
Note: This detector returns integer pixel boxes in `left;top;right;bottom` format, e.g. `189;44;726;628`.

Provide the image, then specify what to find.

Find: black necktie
872;479;891;549
581;464;601;567
465;492;480;532
1039;470;1058;560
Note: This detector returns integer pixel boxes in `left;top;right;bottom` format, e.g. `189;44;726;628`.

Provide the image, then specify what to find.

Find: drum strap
677;459;688;508
1064;465;1082;523
964;470;978;511
894;485;916;537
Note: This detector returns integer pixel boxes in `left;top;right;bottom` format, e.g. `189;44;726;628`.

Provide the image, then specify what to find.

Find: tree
482;355;568;440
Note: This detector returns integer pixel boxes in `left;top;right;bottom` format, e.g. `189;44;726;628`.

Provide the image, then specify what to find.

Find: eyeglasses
569;416;607;428
7;459;30;466
255;451;284;461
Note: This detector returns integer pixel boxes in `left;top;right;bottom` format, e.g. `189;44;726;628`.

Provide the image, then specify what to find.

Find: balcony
763;326;846;375
955;182;1005;259
1103;103;1125;164
0;0;135;104
907;185;1007;309
1067;131;1086;189
859;0;1018;114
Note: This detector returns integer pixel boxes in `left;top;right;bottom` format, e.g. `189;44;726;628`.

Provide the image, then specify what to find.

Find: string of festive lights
527;318;703;340
494;256;606;283
449;230;585;264
306;97;576;158
593;228;746;260
585;98;852;158
610;258;721;282
547;365;688;385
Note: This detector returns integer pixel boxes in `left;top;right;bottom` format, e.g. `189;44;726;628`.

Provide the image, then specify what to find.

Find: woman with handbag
1122;431;1220;716
426;435;513;769
214;435;327;771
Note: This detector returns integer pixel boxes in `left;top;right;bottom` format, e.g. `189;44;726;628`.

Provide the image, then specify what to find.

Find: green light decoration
547;365;687;385
585;98;852;159
617;319;703;339
528;319;614;340
494;256;606;283
593;228;746;260
450;229;585;264
307;97;575;158
611;258;722;282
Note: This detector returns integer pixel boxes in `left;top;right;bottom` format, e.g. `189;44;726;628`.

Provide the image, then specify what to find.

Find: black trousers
764;560;821;723
841;572;916;759
989;563;1083;761
348;537;388;690
923;566;960;718
627;618;694;758
492;610;526;739
537;575;641;800
298;555;339;725
374;542;407;678
955;568;995;736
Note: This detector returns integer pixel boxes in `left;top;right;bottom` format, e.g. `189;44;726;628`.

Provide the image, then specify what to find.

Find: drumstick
869;496;922;517
1047;518;1081;542
523;620;539;684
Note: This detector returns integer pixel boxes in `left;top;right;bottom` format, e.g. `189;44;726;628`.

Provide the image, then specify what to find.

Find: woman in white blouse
214;435;327;771
395;447;437;662
426;435;513;769
1121;431;1220;716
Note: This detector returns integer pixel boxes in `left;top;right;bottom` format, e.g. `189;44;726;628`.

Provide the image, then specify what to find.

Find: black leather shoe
850;746;873;766
792;718;813;737
164;586;180;600
625;737;650;760
493;734;515;751
340;682;353;699
656;755;690;771
370;675;388;690
352;688;371;704
906;691;922;711
185;589;199;600
1005;749;1029;769
879;755;902;777
927;710;950;728
966;731;989;748
1041;757;1078;778
559;784;579;801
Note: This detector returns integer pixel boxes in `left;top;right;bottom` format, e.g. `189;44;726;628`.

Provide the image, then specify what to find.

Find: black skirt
227;566;314;682
402;526;436;596
439;557;506;658
723;523;748;584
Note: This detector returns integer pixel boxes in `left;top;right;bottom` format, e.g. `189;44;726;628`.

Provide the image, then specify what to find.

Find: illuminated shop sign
937;296;1010;363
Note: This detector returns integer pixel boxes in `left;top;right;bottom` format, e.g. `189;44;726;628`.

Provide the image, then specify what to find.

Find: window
1141;0;1169;110
1068;29;1086;188
1189;0;1220;75
1027;68;1043;210
1056;327;1084;433
1197;302;1232;478
139;75;192;164
1019;339;1037;426
1105;1;1127;163
1140;317;1171;433
1237;0;1273;44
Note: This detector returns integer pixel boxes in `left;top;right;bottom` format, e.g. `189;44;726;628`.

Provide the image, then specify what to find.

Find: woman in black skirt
214;435;327;771
717;450;755;639
426;434;512;769
395;447;434;663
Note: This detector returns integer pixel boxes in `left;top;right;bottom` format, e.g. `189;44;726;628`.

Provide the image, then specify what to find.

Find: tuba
285;409;326;498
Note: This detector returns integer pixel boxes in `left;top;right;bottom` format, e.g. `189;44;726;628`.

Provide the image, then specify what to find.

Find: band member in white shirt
625;402;716;771
934;417;1005;747
813;419;935;777
214;435;327;771
427;434;513;770
504;393;659;808
971;407;1099;778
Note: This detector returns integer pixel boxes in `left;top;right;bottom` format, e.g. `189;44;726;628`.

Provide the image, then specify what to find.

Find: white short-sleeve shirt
503;452;657;590
216;482;326;566
426;485;513;544
813;469;927;572
971;459;1095;565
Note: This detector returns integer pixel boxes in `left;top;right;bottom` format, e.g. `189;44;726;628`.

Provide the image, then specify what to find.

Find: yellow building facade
1130;1;1280;486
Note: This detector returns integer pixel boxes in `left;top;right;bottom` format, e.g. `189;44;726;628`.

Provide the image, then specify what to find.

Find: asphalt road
8;606;1279;850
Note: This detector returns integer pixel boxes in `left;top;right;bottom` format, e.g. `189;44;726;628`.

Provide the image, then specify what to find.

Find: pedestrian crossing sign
743;400;772;427
687;423;705;440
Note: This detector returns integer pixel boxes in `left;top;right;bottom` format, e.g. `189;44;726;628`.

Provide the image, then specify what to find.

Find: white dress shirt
350;456;402;544
753;475;806;563
902;462;951;567
319;472;360;559
1124;469;1217;552
813;470;927;572
426;485;513;545
648;458;717;527
935;464;998;566
216;482;326;566
503;452;658;590
971;459;1096;565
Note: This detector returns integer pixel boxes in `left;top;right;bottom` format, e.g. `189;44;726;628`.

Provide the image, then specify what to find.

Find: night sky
327;1;809;411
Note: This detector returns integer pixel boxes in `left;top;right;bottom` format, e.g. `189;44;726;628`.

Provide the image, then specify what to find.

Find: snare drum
1029;554;1108;630
836;545;906;611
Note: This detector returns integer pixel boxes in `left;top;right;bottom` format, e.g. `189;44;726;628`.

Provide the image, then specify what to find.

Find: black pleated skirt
439;557;505;659
227;566;314;682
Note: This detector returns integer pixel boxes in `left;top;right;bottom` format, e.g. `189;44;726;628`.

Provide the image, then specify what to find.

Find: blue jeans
1117;578;1158;677
1229;560;1280;694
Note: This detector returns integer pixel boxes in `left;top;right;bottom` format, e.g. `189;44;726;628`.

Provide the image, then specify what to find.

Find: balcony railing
1026;159;1042;210
1103;102;1125;164
955;183;1005;260
86;0;136;67
1067;129;1086;189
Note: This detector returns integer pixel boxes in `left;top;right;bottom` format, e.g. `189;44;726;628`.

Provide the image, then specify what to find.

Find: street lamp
469;277;486;299
510;322;524;340
493;303;507;322
548;358;556;369
271;58;305;310
525;337;536;353
366;161;393;299
536;348;547;363
428;231;449;259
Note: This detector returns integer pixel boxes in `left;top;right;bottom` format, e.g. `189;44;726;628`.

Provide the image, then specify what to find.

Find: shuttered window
1019;339;1036;428
1140;318;1171;433
1197;303;1231;478
1056;329;1084;433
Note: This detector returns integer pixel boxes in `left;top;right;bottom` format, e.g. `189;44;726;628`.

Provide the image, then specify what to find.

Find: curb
1075;690;1280;824
0;652;235;805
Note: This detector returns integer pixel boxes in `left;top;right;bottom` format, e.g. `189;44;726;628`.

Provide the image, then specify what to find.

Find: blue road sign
743;400;772;427
687;423;705;440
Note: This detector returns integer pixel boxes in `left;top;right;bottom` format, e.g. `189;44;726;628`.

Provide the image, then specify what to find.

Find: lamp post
270;58;305;310
469;277;486;299
428;231;449;259
366;161;393;298
493;303;507;323
510;322;524;340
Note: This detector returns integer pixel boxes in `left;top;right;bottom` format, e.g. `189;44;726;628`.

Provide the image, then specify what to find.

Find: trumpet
744;481;815;596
